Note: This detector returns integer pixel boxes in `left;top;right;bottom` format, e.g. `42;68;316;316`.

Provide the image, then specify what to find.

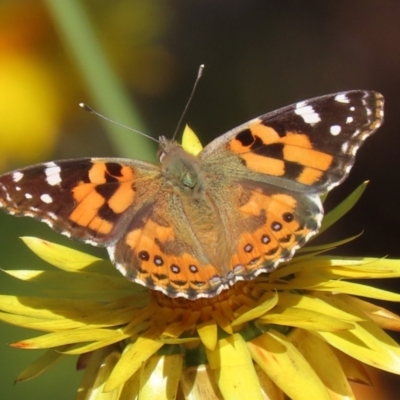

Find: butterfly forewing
0;158;160;245
202;90;384;194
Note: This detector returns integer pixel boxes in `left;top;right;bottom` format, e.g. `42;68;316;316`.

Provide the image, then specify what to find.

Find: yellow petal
342;295;400;331
278;292;363;322
180;364;223;400
248;331;331;400
181;125;203;155
105;332;163;392
139;354;183;400
63;336;134;355
313;280;400;301
0;310;47;328
331;348;371;385
119;369;141;400
11;328;126;349
21;237;111;273
232;291;278;326
258;307;354;331
83;350;122;399
15;346;69;382
197;319;218;351
2;304;139;332
0;294;99;320
294;257;400;280
211;309;233;334
297;233;361;254
254;364;285;400
4;268;133;293
289;329;354;399
206;334;263;400
77;347;116;400
316;319;400;374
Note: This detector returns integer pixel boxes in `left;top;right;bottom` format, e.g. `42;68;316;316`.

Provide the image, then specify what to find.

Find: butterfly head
158;136;204;193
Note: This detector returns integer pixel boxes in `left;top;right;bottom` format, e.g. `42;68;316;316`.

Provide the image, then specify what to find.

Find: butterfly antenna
79;103;159;143
172;64;204;141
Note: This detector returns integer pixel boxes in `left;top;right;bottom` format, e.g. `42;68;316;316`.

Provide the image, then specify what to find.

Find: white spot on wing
25;193;33;199
16;186;21;191
295;100;306;108
40;194;53;204
346;116;353;124
294;105;321;125
43;219;54;229
47;212;57;220
45;163;62;186
334;94;349;103
330;125;341;136
12;172;24;182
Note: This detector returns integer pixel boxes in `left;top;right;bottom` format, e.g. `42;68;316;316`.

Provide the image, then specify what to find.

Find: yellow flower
1;177;400;399
1;128;399;399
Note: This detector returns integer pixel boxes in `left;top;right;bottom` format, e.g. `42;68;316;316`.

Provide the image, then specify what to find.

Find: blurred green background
1;1;400;399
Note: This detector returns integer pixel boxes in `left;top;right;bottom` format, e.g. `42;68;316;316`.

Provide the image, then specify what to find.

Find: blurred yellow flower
0;53;62;168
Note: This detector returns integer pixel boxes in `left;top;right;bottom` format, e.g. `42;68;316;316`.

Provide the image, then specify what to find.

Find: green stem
43;0;155;160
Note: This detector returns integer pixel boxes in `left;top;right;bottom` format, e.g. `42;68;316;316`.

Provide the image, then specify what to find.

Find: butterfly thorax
159;138;205;195
158;138;227;268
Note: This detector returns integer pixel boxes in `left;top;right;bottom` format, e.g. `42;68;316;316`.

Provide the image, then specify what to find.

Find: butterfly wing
0;156;226;299
204;178;322;284
0;158;161;245
201;90;384;193
107;186;225;299
189;90;385;293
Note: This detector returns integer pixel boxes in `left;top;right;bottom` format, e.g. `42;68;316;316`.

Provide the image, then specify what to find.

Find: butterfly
0;90;384;300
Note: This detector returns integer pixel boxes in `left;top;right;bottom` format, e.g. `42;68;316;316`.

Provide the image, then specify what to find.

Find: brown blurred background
0;1;400;399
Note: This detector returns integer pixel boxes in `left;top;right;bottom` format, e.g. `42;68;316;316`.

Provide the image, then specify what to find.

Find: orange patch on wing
271;194;297;208
88;216;113;234
229;121;280;154
228;137;247;154
230;192;303;275
283;146;333;171
241;153;285;176
238;188;270;215
249;121;280;145
69;188;105;227
181;253;217;280
126;220;174;251
280;132;312;148
72;183;93;202
88;163;108;183
108;182;135;213
231;233;267;268
125;219;220;293
296;167;323;185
